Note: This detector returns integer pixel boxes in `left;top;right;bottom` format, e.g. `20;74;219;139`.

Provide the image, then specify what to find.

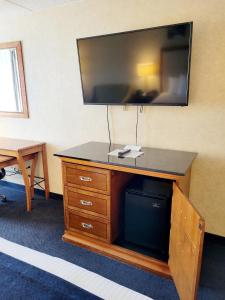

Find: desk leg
30;153;38;199
42;144;49;199
18;154;31;212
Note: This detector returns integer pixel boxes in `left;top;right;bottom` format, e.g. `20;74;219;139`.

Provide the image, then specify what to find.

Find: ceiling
0;0;79;16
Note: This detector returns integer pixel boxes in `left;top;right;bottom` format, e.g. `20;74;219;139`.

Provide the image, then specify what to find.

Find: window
0;41;29;118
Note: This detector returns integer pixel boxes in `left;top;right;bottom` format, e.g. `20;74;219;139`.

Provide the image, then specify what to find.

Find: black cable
107;105;112;146
136;106;139;145
6;167;45;190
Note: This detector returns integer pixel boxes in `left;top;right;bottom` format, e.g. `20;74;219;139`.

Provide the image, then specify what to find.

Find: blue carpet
0;252;99;300
0;182;225;300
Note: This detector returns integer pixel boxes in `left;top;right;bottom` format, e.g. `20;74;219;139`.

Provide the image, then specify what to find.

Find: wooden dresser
55;142;204;300
63;163;132;243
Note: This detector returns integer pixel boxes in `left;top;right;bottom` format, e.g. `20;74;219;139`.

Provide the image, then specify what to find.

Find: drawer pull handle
80;200;93;206
79;176;92;182
81;222;93;229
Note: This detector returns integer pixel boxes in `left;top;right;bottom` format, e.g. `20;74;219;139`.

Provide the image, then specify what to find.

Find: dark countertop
54;141;197;176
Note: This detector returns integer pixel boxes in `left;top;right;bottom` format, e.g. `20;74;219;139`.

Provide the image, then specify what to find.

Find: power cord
107;105;142;146
136;106;139;145
136;106;143;145
107;105;112;146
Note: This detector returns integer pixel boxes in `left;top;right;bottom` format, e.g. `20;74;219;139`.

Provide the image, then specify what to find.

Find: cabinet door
169;183;205;300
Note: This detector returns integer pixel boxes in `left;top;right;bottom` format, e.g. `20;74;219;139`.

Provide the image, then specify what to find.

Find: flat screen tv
77;22;192;106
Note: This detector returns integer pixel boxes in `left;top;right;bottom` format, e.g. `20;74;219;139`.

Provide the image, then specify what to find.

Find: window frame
0;41;29;118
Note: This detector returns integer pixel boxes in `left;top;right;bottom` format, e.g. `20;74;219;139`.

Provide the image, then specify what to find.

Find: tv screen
77;22;192;106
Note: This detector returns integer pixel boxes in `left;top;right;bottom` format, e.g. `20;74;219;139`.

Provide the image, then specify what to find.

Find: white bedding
152;92;186;105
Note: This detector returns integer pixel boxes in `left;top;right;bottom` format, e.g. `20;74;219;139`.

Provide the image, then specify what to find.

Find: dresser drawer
67;210;109;241
65;187;109;218
63;163;110;194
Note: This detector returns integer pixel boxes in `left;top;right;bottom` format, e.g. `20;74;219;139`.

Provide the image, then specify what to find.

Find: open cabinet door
169;183;205;300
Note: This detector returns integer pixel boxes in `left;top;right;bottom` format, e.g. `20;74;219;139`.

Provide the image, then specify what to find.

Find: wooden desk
0;137;50;211
55;142;205;300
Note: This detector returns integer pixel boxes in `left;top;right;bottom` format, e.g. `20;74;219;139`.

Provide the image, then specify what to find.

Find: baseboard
205;232;225;246
0;181;63;201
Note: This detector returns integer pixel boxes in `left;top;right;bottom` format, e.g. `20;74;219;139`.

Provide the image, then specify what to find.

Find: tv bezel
76;21;193;106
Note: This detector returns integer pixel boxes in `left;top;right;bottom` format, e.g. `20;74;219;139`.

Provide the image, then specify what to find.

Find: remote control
118;149;131;158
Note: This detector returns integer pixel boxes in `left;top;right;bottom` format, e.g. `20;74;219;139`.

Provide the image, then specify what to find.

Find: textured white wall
0;0;225;236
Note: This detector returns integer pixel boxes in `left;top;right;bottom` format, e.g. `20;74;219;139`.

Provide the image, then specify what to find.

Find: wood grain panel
65;186;109;218
67;210;109;242
63;163;110;194
169;183;205;300
63;231;171;278
0;155;16;168
61;157;182;181
0;155;14;163
0;153;36;168
110;171;134;241
177;167;191;197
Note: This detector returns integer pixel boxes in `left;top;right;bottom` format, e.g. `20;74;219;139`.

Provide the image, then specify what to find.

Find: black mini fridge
124;176;172;258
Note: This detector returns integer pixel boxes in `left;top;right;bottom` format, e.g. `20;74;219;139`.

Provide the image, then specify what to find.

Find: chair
0;168;7;202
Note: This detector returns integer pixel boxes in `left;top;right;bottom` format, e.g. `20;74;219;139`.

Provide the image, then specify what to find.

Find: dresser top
55;142;197;176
